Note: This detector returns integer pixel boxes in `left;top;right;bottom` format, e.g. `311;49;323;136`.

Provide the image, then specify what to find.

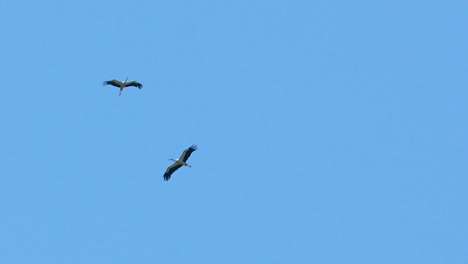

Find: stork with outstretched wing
164;145;198;181
103;77;143;96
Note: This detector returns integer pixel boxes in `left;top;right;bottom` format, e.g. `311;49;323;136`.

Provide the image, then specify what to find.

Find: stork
103;77;143;96
163;145;197;181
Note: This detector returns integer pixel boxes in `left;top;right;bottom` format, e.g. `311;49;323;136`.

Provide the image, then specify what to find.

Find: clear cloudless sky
1;1;466;263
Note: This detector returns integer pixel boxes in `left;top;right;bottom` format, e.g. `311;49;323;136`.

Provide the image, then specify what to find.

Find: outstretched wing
179;145;197;162
163;163;183;181
125;81;143;89
103;79;123;87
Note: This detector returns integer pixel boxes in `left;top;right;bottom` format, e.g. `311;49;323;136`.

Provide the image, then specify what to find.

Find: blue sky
1;0;466;263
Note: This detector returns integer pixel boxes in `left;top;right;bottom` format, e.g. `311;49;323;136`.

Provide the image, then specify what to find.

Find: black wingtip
190;145;198;151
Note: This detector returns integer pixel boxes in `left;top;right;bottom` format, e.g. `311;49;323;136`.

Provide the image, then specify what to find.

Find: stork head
124;77;129;83
168;158;176;162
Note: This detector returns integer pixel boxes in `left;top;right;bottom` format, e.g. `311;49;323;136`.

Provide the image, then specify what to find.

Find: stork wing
124;81;143;89
103;79;123;87
163;163;183;181
179;145;197;162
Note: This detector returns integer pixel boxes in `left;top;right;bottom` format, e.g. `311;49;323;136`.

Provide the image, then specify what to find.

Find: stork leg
119;87;124;96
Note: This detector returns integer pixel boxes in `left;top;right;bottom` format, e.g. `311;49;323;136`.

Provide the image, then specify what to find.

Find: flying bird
103;77;143;96
164;145;198;181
